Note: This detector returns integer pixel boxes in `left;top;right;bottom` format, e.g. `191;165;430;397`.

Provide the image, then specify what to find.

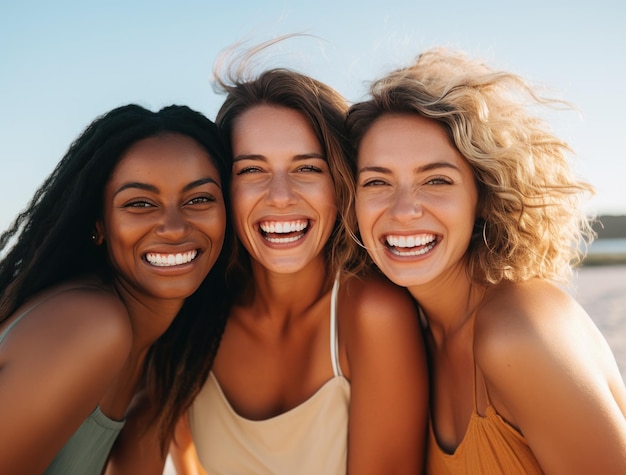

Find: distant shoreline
584;215;626;265
592;215;626;240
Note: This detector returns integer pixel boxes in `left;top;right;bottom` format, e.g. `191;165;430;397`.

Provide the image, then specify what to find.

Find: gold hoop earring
482;222;488;247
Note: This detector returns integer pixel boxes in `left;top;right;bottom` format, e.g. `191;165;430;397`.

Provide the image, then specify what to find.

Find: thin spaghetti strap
471;311;492;411
472;353;480;411
0;311;30;344
329;273;343;378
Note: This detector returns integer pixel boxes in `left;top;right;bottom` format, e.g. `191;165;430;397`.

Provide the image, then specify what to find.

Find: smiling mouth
385;234;437;256
145;250;198;267
259;219;309;244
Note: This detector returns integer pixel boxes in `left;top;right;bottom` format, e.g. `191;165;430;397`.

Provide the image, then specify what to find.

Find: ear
93;220;105;246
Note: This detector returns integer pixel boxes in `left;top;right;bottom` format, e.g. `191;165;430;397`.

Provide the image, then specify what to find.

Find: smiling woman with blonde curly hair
346;47;626;474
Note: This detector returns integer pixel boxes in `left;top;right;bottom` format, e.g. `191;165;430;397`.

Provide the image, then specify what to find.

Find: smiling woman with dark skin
0;104;230;475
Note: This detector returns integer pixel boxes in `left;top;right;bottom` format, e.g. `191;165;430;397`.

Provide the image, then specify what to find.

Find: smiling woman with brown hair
164;62;429;475
109;37;430;473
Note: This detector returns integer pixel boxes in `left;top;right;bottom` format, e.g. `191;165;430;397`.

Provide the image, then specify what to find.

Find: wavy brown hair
346;48;595;284
213;38;370;298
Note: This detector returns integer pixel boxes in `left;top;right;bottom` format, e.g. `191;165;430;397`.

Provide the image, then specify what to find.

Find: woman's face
355;114;478;290
229;105;336;275
97;133;226;302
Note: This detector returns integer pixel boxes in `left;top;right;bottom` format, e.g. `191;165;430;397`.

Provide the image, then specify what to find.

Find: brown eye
361;179;388;187
124;200;154;208
296;165;322;173
186;196;215;205
426;176;452;185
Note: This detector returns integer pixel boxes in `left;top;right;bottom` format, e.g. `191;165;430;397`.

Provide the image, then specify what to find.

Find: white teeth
259;220;308;234
385;233;437;257
146;250;198;267
386;234;436;248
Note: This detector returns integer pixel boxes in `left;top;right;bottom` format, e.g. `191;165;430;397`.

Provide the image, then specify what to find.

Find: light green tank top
44;406;124;474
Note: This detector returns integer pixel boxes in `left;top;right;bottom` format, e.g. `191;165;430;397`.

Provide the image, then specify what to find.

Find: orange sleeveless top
427;368;544;474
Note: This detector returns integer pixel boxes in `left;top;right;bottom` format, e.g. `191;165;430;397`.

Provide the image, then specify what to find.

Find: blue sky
1;0;625;232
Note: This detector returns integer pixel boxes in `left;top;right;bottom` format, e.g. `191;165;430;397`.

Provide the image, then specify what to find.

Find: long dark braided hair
0;103;233;450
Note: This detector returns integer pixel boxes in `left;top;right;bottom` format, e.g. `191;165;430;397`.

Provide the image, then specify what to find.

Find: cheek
321;190;338;218
355;211;376;250
102;215;130;248
230;175;263;204
302;179;337;207
104;239;132;275
355;195;376;229
230;204;254;245
229;190;250;224
451;192;478;222
201;208;227;241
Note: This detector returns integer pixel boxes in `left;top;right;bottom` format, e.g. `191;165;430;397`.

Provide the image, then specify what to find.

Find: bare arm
105;397;208;475
168;413;208;475
342;275;429;475
0;288;131;474
106;405;208;475
477;281;626;475
104;391;169;475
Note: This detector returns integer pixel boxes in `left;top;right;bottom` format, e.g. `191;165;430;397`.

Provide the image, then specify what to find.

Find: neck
111;280;184;351
408;268;485;347
97;281;185;419
246;256;332;321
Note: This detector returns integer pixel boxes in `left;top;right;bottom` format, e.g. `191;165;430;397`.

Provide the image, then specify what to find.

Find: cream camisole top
188;276;350;475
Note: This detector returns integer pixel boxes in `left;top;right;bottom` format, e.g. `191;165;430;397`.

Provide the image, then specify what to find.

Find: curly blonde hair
346;47;595;284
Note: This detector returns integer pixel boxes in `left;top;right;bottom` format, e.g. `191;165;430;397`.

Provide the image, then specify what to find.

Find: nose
389;186;422;222
265;172;297;208
155;206;191;240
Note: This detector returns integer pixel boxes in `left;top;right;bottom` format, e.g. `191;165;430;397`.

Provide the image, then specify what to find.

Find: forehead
231;105;321;153
109;133;219;183
358;114;466;168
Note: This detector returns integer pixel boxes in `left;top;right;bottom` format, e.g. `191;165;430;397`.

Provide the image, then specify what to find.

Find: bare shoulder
337;272;425;374
474;279;584;360
0;282;135;473
473;278;621;408
1;282;132;366
340;272;419;321
337;273;429;474
472;284;626;472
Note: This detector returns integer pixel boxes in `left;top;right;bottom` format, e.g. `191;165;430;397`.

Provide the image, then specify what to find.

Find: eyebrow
113;177;221;197
358;161;460;176
232;152;326;163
